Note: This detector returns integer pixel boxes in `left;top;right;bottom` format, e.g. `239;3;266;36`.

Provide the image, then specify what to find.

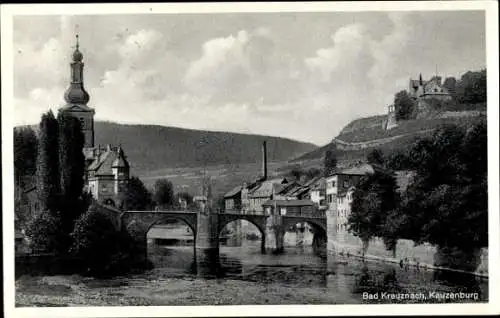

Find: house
326;163;374;209
307;177;327;210
408;74;452;101
86;145;130;207
328;164;416;235
224;185;243;211
262;199;316;216
246;177;289;213
274;181;309;201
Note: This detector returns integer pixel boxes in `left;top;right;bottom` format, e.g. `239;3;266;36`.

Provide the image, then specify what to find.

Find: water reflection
146;240;488;304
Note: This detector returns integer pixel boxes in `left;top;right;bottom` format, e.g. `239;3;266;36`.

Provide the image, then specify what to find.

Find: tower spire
64;33;89;105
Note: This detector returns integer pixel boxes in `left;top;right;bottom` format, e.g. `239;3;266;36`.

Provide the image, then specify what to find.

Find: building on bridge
58;35;131;207
262;199;316;217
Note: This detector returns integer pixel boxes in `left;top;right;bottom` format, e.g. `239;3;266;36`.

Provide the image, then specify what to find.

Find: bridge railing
219;209;265;215
220;208;325;218
285;210;326;219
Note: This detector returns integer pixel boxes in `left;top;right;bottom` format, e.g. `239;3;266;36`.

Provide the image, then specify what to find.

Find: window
280;207;287;216
331;181;336;188
79;117;85;129
343;181;349;188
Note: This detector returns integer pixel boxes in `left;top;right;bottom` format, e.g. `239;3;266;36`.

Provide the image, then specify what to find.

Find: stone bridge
112;207;328;261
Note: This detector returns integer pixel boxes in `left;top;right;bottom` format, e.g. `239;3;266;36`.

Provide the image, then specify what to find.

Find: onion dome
73;48;83;62
64;84;90;104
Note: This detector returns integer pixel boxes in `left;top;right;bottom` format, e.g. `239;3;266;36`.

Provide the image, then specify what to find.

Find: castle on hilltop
385;73;452;130
58;35;130;207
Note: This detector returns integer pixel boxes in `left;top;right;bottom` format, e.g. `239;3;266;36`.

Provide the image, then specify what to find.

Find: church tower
59;34;95;158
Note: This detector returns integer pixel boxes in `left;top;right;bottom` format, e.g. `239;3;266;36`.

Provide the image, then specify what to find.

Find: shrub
25;210;65;254
70;205;131;276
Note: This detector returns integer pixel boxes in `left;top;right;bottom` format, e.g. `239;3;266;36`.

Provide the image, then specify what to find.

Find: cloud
12;12;486;145
184;30;253;96
305;24;372;81
14;37;66;97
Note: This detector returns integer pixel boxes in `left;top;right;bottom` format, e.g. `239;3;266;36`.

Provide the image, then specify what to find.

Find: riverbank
341;252;489;279
15;245;488;307
15;272;361;306
331;236;488;279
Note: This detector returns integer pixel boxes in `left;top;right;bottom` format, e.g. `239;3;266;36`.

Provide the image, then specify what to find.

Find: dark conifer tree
36;111;60;214
57;112;86;233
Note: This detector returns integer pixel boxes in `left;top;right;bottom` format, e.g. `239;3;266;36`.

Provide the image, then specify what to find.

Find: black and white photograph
2;1;499;317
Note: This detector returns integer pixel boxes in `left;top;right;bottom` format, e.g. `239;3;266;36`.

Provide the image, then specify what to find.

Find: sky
13;11;486;145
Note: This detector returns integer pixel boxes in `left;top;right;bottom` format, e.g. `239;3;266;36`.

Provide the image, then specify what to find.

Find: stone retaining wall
329;231;488;278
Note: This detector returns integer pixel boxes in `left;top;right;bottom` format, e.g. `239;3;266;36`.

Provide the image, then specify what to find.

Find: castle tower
59;34;95;156
112;146;130;197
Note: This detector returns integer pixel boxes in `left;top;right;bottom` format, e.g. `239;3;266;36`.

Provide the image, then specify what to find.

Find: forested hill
19;121;317;174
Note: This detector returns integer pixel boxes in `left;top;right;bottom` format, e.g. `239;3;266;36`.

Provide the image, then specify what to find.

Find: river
15;228;488;306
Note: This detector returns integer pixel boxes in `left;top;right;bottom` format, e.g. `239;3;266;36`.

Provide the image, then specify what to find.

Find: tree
57;112;86;232
442;77;457;97
25;210;64;254
14;127;38;185
323;143;338;177
36;111;60;214
454;69;486;105
14;127;39;230
152;179;175;208
366;149;385;166
385;147;413;171
118;176;153;211
397;121;487;270
70;205;130;276
394;90;416;121
348;169;399;256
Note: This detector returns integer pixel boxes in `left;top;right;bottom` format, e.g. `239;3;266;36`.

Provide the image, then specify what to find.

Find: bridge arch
120;211;198;259
217;214;268;254
217;216;266;238
282;217;327;253
145;216;197;238
282;217;327;236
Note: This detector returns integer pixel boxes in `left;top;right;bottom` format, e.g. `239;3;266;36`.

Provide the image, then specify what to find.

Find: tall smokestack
262;141;268;180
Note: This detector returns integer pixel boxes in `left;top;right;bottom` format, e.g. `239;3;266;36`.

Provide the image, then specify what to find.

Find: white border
2;1;499;317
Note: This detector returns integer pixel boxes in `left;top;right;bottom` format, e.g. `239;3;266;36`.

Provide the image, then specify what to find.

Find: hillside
291;110;487;167
20;121;317;175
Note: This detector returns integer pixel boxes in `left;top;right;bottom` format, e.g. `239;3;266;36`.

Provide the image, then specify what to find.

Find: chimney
262;141;268;180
